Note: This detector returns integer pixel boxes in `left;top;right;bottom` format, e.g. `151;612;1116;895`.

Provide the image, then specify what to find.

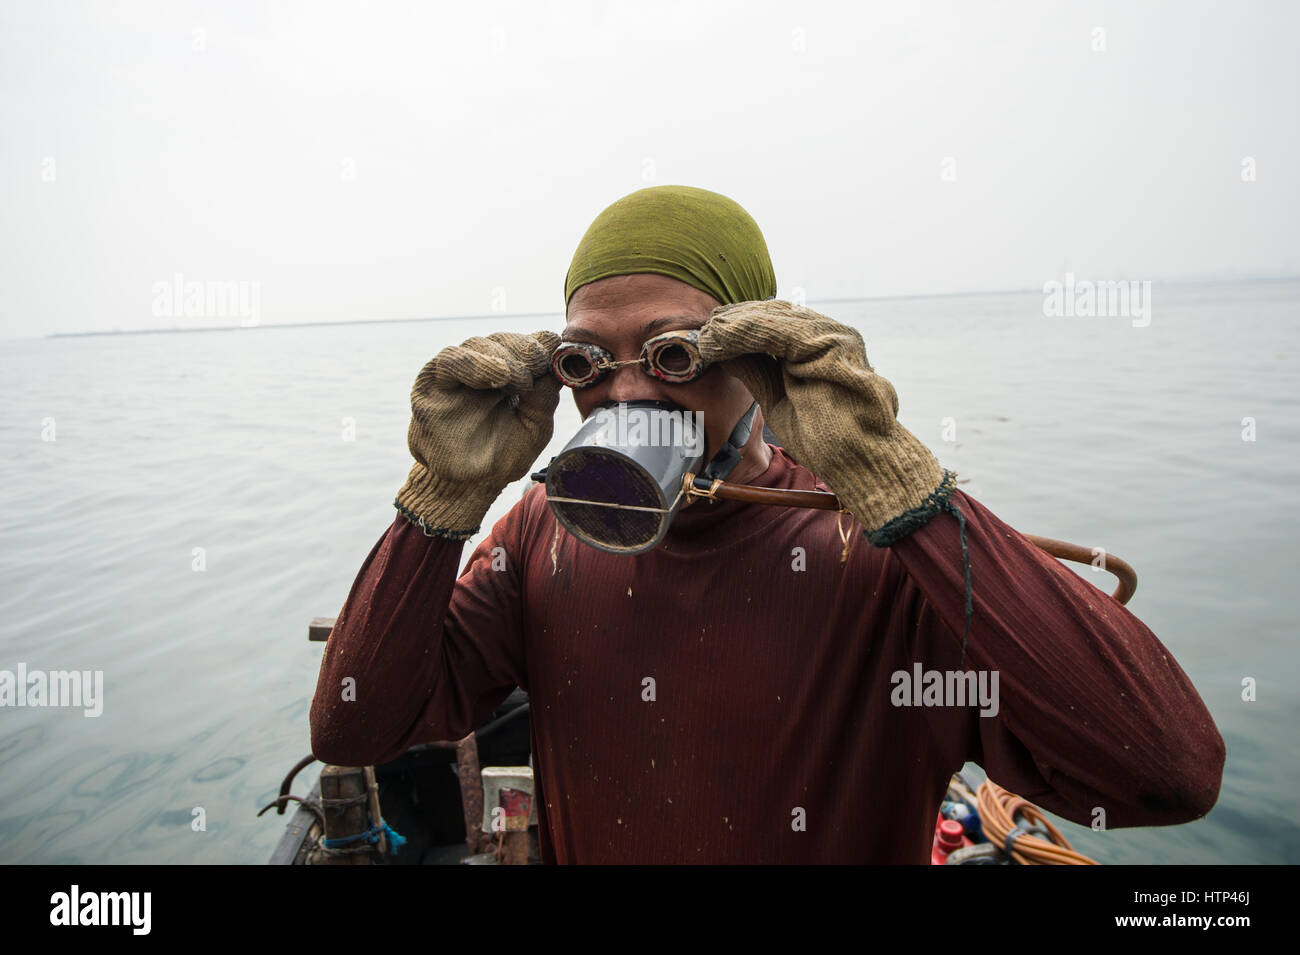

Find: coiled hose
975;779;1099;865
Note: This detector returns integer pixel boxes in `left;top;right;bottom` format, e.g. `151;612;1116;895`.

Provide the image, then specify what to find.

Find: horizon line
11;273;1299;342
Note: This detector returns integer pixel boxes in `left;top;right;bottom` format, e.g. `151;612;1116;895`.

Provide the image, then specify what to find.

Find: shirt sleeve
887;488;1226;829
309;501;529;767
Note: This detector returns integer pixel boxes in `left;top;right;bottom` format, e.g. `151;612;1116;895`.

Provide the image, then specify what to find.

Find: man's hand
394;330;561;540
696;300;955;545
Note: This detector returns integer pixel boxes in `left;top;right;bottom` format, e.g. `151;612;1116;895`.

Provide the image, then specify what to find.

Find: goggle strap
699;400;759;482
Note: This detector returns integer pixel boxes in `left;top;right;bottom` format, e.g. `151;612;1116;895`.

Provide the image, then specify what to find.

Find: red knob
937;819;965;850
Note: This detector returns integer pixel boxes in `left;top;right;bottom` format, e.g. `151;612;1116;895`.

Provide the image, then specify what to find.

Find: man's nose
605;363;660;403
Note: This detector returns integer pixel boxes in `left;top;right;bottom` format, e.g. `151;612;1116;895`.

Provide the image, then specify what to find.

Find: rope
545;487;685;514
836;509;855;564
321;820;407;857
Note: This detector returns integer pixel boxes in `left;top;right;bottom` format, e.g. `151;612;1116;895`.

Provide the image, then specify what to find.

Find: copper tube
682;474;1138;605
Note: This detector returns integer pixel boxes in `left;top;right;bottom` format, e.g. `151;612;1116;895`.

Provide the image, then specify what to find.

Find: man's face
562;273;757;462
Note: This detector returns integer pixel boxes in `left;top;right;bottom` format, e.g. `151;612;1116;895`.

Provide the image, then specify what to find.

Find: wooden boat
265;643;536;865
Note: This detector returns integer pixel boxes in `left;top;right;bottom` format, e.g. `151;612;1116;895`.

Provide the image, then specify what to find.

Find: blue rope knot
323;819;407;856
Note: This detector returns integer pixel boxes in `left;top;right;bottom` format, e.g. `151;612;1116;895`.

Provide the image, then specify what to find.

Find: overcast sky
1;0;1296;340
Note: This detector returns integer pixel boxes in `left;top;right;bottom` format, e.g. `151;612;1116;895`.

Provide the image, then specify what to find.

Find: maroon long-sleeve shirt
309;445;1224;863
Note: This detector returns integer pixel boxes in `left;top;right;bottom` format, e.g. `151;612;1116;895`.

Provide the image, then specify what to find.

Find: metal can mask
533;399;757;555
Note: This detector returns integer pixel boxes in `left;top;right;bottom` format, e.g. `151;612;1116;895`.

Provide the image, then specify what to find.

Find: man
309;185;1224;863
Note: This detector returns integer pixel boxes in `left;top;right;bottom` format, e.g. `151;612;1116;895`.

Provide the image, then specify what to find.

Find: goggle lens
556;350;596;384
644;337;700;382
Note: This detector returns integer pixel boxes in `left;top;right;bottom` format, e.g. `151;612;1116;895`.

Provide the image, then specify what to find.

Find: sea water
1;280;1296;863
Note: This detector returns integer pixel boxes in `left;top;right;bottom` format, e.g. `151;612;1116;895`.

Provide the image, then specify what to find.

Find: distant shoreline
30;275;1300;341
45;312;558;339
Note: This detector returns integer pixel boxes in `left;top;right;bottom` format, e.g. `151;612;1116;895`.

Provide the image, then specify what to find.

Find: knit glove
696;301;957;546
394;330;561;540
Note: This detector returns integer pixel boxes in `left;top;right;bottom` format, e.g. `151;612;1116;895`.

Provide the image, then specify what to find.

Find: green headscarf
564;185;777;309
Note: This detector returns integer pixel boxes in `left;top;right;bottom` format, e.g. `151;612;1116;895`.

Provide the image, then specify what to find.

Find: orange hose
975;779;1099;865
